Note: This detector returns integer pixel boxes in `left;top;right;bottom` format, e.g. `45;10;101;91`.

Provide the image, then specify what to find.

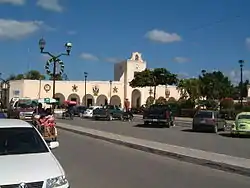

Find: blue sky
0;0;250;83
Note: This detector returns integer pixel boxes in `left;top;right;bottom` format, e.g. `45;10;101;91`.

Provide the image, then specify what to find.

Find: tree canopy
199;70;234;99
177;70;240;101
7;70;46;81
129;68;178;100
7;70;68;81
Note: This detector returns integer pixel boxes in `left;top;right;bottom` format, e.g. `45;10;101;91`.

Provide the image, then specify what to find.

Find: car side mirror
49;141;59;149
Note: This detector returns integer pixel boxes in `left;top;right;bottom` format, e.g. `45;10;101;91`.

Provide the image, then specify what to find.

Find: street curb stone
57;122;250;177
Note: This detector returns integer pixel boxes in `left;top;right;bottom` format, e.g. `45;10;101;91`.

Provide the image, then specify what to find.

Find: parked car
93;105;123;120
82;106;101;118
0;119;70;187
231;112;250;136
192;110;226;133
143;104;174;127
73;105;87;116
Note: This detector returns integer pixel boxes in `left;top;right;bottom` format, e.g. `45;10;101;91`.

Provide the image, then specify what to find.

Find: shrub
220;98;234;109
178;99;195;109
155;97;167;104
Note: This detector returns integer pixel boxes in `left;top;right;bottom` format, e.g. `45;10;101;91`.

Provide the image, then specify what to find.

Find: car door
113;106;120;118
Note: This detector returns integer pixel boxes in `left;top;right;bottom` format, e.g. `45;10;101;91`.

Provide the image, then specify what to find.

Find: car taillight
166;111;170;119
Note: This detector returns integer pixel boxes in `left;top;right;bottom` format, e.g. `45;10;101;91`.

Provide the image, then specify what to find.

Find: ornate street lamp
239;60;244;107
84;72;88;106
38;38;72;106
0;73;10;109
109;80;112;104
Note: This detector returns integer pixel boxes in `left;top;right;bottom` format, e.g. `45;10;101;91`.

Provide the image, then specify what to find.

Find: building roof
0;119;32;128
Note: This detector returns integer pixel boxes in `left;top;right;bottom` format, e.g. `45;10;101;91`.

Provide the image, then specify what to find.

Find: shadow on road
134;124;167;128
181;129;213;133
219;132;250;139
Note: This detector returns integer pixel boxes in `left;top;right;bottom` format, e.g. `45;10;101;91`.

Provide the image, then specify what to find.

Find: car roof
0;119;32;128
237;112;250;116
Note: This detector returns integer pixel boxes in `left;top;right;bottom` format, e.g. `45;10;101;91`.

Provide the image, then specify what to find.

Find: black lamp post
38;38;72;100
84;72;88;106
109;80;112;104
0;74;10;109
239;60;244;107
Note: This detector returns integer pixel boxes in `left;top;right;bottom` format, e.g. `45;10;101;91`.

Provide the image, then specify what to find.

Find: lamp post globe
39;38;46;52
2;82;8;90
65;42;72;55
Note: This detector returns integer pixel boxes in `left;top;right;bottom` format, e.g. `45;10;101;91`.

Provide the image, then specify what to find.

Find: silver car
192;110;226;133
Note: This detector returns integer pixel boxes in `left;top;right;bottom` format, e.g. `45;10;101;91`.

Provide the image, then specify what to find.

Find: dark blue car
0;112;6;118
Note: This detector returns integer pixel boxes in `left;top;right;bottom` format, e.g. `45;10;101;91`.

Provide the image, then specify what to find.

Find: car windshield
195;111;213;118
238;115;250;120
0;127;49;155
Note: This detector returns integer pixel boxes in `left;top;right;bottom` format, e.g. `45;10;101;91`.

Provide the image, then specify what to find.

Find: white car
0;119;70;188
82;106;101;118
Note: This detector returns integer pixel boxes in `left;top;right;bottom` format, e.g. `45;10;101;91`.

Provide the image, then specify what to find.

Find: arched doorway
96;95;108;106
110;95;121;106
131;89;141;108
82;94;95;107
67;93;80;104
54;93;65;105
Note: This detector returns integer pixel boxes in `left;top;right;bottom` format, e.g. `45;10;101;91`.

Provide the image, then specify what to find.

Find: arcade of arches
54;93;121;107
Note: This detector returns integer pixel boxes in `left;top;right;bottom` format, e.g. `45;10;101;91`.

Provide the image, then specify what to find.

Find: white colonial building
8;52;181;108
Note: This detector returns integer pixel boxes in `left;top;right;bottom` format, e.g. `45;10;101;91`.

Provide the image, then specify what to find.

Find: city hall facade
8;52;181;108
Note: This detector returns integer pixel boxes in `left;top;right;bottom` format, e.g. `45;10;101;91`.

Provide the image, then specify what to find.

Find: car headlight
19;112;24;116
46;175;68;187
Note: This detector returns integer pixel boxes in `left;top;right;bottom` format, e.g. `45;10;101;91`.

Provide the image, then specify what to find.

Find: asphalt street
57;117;250;159
53;129;250;188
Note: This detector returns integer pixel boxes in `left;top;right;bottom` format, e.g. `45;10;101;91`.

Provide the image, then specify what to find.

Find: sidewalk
57;122;250;177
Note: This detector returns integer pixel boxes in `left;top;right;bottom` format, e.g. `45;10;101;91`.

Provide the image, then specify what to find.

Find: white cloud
246;37;250;50
173;57;190;63
80;53;99;61
0;19;44;40
37;0;63;12
0;0;25;5
229;69;250;84
145;29;182;43
105;57;122;63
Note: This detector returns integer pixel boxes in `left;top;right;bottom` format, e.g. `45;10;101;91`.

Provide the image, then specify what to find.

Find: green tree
232;79;249;99
177;78;201;101
25;70;45;80
49;74;63;80
7;70;45;80
129;68;178;101
199;70;234;100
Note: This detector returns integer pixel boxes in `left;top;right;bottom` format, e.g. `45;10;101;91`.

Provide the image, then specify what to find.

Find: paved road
57;117;250;159
53;129;250;188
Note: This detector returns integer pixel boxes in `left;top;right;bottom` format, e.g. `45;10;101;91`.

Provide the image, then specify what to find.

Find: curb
57;123;250;177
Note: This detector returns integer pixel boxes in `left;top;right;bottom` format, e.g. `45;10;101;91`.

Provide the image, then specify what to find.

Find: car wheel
165;122;170;128
108;114;113;121
213;125;218;133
